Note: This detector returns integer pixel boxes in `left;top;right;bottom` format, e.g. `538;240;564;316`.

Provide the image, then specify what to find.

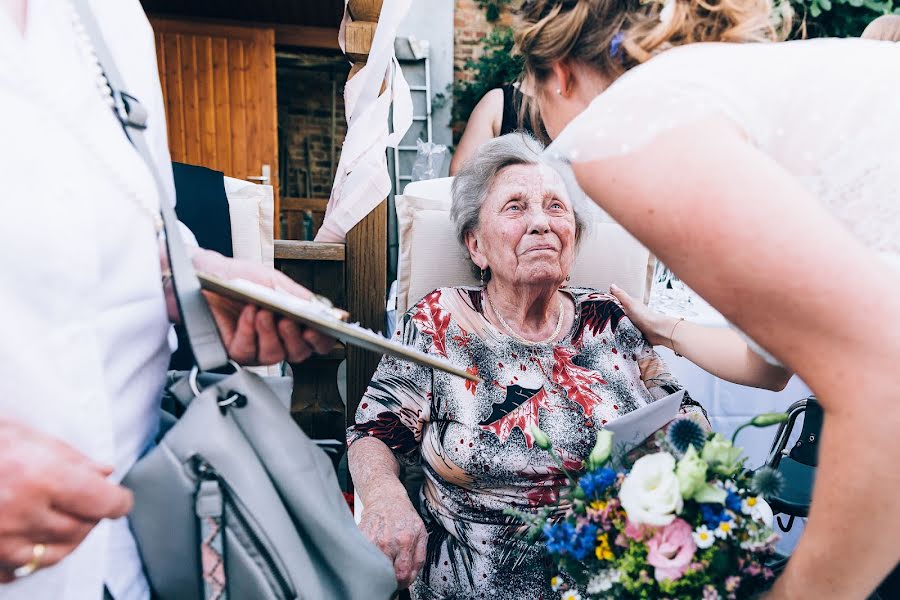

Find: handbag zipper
194;459;296;599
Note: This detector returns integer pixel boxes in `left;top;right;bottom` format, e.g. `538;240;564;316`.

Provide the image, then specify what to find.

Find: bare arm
348;437;426;589
573;116;900;598
611;285;791;391
348;436;408;508
449;88;504;175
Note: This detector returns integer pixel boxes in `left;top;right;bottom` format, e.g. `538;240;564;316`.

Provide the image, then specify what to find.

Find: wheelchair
762;395;898;598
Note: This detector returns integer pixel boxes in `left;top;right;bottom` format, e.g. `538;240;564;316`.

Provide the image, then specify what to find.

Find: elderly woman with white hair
346;133;707;599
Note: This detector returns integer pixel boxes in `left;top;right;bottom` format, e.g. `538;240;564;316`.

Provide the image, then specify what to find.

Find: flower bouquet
509;415;788;600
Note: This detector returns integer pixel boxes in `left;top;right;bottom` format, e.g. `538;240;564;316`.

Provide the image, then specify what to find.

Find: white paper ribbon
659;0;676;25
315;0;414;242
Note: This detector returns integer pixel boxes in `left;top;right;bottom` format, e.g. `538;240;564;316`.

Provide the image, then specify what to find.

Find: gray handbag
71;2;397;598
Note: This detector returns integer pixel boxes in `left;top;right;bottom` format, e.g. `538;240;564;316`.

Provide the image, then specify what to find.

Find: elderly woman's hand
358;493;427;589
609;284;675;347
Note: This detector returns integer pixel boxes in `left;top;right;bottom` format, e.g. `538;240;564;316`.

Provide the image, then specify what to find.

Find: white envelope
604;389;685;465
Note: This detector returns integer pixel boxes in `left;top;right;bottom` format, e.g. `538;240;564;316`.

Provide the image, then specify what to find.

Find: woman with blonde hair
513;0;900;598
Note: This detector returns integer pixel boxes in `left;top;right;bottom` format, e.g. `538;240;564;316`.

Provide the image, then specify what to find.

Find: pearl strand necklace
484;287;564;346
63;0;164;233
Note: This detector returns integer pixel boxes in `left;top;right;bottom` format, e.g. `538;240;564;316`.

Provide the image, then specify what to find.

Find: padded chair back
396;177;654;315
224;176;275;267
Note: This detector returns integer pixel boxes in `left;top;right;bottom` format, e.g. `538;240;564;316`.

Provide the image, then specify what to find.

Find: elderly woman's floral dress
347;287;703;600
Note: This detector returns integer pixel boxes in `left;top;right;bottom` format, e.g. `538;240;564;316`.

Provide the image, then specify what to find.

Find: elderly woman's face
467;163;576;288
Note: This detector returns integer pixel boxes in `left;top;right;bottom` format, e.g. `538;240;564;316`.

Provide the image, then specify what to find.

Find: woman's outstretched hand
609;284;674;348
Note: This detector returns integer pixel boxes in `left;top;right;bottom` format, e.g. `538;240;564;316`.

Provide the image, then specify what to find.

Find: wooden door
151;18;280;231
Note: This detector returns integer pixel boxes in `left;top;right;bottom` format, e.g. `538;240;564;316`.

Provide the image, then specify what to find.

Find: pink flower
743;562;762;576
623;519;650;541
646;518;697;582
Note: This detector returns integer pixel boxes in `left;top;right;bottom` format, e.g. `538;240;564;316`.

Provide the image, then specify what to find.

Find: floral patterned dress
347;287;701;600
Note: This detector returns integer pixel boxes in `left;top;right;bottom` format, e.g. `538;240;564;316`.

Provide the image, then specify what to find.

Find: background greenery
792;0;895;37
450;0;896;138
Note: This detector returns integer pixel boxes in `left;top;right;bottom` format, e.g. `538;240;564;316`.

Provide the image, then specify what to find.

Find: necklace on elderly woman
484;287;564;346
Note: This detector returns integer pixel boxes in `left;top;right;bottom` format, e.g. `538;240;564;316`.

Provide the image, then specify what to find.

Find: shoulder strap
70;0;229;371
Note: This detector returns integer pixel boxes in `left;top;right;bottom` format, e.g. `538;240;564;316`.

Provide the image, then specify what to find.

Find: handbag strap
70;0;229;371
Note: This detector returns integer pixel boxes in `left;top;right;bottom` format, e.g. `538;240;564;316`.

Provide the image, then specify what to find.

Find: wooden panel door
151;18;280;231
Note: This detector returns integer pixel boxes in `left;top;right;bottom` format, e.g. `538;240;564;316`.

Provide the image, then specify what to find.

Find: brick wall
277;53;349;199
452;0;514;140
453;0;512;84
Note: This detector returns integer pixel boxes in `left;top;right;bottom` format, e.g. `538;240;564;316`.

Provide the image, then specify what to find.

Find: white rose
619;452;683;526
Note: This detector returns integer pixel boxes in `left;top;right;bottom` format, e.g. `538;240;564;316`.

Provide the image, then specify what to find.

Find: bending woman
514;0;900;597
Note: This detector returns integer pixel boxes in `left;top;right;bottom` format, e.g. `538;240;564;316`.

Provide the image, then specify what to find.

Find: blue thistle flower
751;466;785;498
579;467;617;499
667;417;707;456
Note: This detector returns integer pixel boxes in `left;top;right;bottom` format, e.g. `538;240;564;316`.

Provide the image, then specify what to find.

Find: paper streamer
315;0;414;242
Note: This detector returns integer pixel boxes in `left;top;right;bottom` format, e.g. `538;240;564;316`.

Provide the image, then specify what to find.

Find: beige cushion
223;177;275;267
224;177;277;375
396;177;654;315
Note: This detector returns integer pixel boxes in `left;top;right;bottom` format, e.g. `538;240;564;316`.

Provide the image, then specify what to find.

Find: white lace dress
548;38;900;362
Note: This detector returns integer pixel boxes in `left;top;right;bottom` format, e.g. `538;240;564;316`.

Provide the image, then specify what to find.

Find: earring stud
556;88;562;95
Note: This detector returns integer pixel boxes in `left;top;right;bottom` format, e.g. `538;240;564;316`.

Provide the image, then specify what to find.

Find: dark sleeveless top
499;84;536;137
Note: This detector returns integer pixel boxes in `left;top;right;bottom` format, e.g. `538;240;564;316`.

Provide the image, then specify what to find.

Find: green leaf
694;483;728;504
819;0;833;9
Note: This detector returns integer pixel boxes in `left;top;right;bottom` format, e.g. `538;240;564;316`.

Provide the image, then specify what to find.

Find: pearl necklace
64;0;164;233
484;287;564;346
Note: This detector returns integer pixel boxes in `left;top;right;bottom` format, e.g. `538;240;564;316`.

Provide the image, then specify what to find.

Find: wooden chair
275;203;387;483
273;1;399;490
280;197;329;241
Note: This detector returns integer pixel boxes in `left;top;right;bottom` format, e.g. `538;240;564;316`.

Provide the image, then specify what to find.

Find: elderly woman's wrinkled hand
358;495;427;589
185;249;335;365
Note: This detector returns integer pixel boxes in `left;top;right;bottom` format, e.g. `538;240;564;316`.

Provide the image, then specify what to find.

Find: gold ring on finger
13;543;46;578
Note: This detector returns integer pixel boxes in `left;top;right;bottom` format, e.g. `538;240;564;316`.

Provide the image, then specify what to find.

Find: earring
480;269;486;285
566;274;571;282
556;88;562;96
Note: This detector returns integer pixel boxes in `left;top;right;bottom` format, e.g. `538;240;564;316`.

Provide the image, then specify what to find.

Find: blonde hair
862;15;900;41
515;0;791;81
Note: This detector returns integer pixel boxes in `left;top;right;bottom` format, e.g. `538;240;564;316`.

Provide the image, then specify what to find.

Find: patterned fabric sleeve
346;306;435;466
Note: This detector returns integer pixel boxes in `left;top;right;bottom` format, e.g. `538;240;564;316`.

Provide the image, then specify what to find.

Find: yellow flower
589;500;607;512
550;575;563;591
595;533;614;561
